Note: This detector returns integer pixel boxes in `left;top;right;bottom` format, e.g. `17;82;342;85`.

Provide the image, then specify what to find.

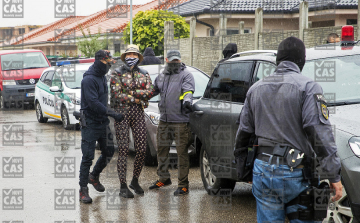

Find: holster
234;135;257;182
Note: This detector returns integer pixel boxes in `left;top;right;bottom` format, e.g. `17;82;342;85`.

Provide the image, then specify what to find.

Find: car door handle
194;111;204;115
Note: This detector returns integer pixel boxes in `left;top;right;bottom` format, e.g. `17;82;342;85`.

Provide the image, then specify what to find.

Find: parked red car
0;49;50;109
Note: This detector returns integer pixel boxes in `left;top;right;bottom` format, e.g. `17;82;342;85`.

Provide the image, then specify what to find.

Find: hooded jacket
139;47;162;66
153;63;195;123
219;43;238;63
81;61;109;122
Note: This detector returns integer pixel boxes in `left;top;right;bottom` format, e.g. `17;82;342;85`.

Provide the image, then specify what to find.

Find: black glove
183;101;193;114
106;109;124;122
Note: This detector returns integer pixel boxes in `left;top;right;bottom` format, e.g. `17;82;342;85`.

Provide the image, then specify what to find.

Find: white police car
34;64;91;129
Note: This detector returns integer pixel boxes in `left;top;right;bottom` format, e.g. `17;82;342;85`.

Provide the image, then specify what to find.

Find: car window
301;55;360;103
207;62;253;103
254;61;277;82
1;52;49;70
40;72;48;82
52;72;63;89
43;71;54;86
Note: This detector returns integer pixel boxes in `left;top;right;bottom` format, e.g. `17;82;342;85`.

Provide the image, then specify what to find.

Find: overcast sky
0;0;154;27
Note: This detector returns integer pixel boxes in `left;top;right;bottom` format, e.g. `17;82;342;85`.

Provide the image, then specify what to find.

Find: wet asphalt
0;109;257;223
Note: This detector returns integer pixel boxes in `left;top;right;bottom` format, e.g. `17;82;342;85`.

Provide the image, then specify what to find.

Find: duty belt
256;145;305;170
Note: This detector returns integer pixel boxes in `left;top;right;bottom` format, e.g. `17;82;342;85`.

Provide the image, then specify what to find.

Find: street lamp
130;0;132;44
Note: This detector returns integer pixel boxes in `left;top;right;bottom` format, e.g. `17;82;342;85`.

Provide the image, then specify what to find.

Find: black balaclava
93;60;110;76
223;43;238;59
276;37;306;71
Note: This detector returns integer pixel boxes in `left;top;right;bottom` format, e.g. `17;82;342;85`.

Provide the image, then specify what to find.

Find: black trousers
79;118;115;187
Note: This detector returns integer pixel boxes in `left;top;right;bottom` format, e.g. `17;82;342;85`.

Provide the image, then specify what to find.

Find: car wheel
36;101;48;123
61;106;72;130
200;145;236;195
144;142;157;166
0;94;9;109
323;186;356;223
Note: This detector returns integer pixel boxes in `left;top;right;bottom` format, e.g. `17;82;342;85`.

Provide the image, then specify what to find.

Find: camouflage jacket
110;64;154;109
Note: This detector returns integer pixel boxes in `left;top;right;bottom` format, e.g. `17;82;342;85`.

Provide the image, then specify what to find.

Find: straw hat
120;44;144;62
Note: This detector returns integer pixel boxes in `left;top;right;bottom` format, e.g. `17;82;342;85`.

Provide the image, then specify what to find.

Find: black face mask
276;37;306;71
166;62;181;74
94;60;110;75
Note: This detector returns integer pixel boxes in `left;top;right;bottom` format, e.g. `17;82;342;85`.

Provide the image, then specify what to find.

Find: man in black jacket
218;43;238;63
139;47;162;65
79;50;124;203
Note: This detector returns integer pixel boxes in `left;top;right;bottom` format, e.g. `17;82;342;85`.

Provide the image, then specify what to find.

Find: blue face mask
125;57;139;67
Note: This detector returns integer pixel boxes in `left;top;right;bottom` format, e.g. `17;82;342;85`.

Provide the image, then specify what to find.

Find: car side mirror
49;86;62;92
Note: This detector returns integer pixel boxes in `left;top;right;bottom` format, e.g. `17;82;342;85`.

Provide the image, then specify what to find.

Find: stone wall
178;25;351;75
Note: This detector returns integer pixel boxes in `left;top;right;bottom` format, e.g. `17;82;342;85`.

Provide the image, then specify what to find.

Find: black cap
95;50;115;63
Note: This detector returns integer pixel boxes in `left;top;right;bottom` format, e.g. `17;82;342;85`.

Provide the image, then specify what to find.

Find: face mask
125;57;139;67
166;62;181;74
94;60;110;75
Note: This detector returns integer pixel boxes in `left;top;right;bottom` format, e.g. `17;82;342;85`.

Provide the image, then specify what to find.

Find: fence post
239;21;245;34
189;17;196;66
219;13;227;60
163;20;174;57
358;3;360;40
254;8;263;50
299;1;309;41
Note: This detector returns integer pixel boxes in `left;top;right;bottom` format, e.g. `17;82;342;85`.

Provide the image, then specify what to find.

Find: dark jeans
79;118;115;187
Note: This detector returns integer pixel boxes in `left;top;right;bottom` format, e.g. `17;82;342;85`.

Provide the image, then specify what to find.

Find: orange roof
11;0;190;46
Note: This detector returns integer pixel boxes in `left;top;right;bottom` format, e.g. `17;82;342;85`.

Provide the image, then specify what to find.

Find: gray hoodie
153;63;195;123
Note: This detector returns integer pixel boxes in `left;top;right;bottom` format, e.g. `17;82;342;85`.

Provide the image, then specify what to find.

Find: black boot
129;177;144;195
79;186;92;203
88;173;105;192
119;183;134;198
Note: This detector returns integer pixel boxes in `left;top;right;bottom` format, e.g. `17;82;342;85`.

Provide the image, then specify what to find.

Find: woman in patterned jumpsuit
110;45;154;198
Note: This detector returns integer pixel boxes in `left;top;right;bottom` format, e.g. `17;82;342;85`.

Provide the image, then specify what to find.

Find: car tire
200;145;236;195
0;93;9;109
144;142;157;166
35;101;48;123
61;106;73;130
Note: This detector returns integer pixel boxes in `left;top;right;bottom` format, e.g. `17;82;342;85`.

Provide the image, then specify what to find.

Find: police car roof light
341;25;354;42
